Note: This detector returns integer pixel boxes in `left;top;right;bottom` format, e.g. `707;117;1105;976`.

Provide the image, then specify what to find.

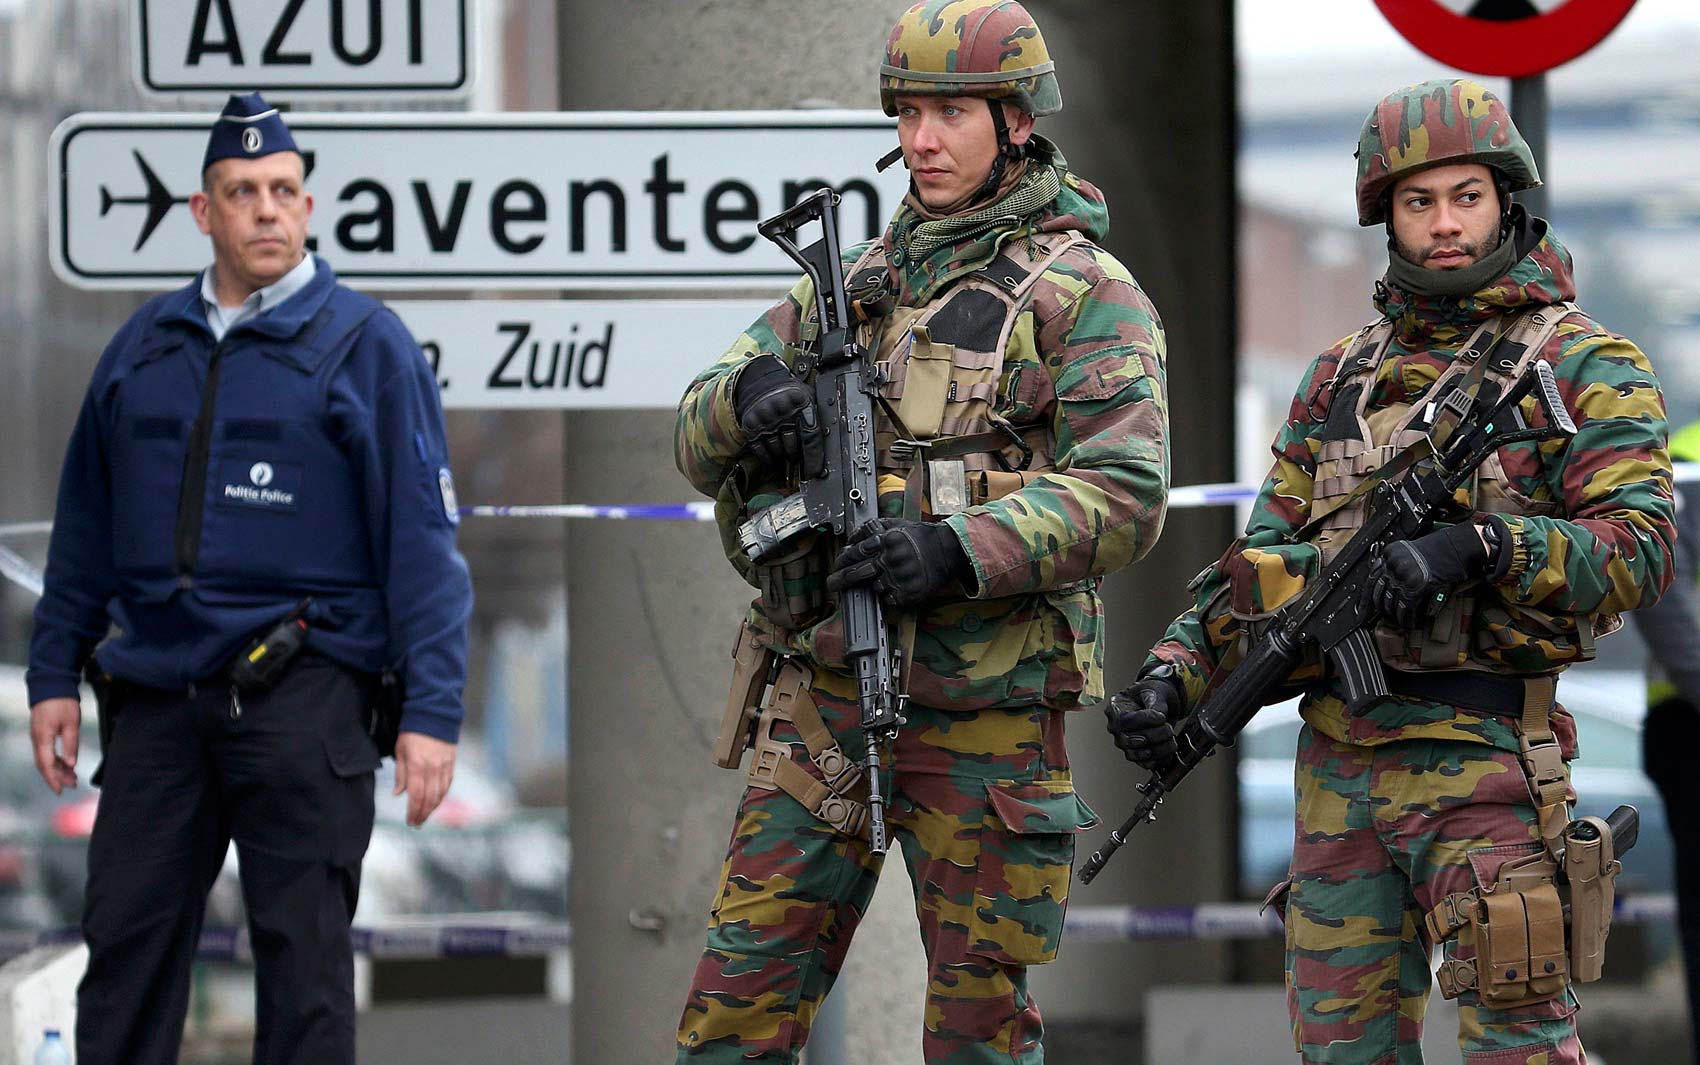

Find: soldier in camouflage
1110;79;1674;1064
672;2;1169;1061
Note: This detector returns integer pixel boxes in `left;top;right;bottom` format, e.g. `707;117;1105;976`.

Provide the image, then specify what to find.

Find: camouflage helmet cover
880;0;1062;118
1354;78;1541;226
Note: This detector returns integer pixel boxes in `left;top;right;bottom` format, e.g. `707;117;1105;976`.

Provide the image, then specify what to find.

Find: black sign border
56;116;897;285
137;0;471;95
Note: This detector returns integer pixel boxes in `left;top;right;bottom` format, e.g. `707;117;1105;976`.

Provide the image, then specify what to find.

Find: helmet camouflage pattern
1354;78;1541;226
880;0;1062;118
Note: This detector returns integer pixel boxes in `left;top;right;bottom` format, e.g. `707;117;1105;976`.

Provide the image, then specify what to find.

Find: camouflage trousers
1280;724;1584;1065
675;668;1097;1064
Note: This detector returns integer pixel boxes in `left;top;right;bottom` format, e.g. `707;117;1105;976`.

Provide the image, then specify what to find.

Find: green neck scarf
900;165;1063;261
1384;225;1520;299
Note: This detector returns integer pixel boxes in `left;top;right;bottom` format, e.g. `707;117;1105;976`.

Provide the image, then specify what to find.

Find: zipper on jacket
173;341;228;585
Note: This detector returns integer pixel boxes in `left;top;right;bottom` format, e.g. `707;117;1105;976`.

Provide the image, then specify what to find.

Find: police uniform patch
242;127;263;154
216;458;299;512
438;467;460;524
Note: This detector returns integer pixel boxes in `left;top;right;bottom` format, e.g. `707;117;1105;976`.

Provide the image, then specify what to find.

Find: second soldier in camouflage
672;2;1170;1061
1110;79;1674;1064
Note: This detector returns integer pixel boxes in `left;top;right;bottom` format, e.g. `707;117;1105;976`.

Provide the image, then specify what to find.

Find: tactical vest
721;230;1091;836
1307;301;1615;672
751;231;1085;628
847;231;1085;516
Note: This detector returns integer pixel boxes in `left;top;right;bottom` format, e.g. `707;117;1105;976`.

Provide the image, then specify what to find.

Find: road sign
1374;0;1638;78
49;111;906;291
392;299;773;409
134;0;472;98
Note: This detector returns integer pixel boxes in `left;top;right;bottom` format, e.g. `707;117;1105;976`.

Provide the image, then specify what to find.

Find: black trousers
1646;698;1700;1065
77;656;381;1065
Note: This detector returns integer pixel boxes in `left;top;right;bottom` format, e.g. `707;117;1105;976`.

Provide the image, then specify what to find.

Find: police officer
26;94;472;1065
1109;80;1673;1064
672;2;1169;1061
1633;419;1700;1064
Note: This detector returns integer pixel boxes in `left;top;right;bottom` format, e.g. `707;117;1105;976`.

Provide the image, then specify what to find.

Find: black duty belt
1382;668;1539;718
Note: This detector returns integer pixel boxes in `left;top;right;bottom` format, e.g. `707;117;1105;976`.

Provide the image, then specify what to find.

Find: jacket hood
1032;139;1110;244
1375;215;1577;337
884;135;1108;303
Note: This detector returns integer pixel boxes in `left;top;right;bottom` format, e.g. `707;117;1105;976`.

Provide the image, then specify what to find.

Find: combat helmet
877;0;1059;194
879;0;1062;118
1354;78;1541;227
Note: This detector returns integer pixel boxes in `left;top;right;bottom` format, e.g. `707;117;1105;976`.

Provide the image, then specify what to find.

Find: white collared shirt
199;254;317;342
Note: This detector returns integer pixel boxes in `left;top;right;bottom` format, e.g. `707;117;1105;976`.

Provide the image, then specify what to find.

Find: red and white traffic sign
1375;0;1638;78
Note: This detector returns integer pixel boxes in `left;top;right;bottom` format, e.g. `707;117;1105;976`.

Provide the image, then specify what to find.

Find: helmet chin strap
974;98;1024;202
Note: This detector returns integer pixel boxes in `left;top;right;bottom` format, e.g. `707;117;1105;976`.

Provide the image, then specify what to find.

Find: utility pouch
713;622;775;770
1473;879;1569;1008
1429;846;1566;1006
897;324;953;440
754;532;830;630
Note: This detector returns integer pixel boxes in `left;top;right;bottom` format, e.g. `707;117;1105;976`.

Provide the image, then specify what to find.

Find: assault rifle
1080;356;1578;884
737;188;904;853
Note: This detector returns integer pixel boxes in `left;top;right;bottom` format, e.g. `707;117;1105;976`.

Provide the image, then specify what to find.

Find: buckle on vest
1436;957;1479;997
992;419;1033;471
1519;731;1568;811
1425;890;1478;945
814;743;862;795
890;437;931;462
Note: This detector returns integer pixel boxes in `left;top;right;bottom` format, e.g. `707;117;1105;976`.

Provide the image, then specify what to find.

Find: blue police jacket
28;258;472;743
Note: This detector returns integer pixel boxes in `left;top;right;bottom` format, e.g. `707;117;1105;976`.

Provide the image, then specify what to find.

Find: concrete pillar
1019;2;1242;1042
555;6;910;1064
557;1;1239;1060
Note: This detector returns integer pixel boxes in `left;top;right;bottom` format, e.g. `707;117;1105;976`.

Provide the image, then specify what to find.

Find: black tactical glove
733;353;824;478
825;518;973;608
1105;664;1186;772
1369;520;1497;630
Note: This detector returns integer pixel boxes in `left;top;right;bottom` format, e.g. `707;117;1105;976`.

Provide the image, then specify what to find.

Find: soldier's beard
1392;227;1501;270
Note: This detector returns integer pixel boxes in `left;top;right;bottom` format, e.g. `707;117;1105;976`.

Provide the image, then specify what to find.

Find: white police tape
5;461;1698;597
0;898;1674;958
1063;894;1678;942
0;922;573;963
0;544;43;598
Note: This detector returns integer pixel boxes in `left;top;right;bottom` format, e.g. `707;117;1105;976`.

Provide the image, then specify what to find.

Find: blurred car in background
0;664;566;943
1238;667;1672;900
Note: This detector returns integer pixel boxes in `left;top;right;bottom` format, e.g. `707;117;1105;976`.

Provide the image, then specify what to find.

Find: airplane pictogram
99;150;187;253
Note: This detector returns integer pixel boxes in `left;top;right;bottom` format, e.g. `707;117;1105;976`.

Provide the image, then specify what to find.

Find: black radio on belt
230;598;312;691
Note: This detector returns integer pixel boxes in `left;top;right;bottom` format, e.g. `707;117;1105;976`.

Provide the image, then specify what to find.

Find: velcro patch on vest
923;289;1005;353
130;417;183;441
216;459;301;512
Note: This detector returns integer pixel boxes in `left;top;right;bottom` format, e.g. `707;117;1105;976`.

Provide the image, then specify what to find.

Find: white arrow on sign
49;111;906;292
134;0;472;98
392;299;776;410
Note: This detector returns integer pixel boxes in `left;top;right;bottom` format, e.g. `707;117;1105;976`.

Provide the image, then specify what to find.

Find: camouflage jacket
677;150;1169;712
1148;221;1674;753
